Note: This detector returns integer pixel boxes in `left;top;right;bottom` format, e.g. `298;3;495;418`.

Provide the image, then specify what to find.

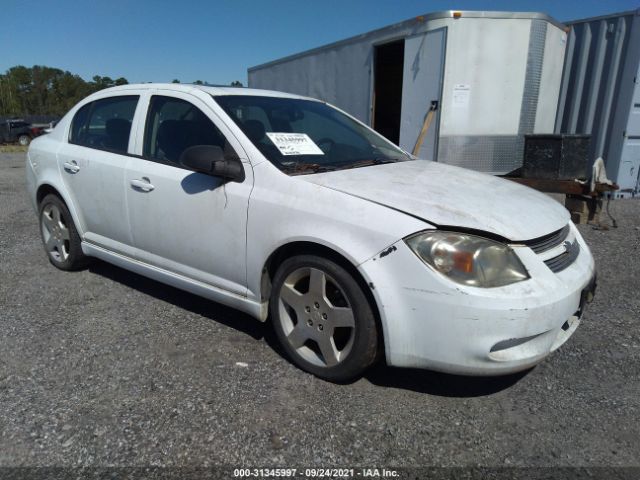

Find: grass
0;145;28;153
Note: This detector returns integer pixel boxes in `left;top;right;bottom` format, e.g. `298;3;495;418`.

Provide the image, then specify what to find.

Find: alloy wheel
41;204;70;262
277;267;356;367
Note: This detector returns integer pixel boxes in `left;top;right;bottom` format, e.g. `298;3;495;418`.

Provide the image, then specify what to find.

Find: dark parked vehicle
0;119;41;146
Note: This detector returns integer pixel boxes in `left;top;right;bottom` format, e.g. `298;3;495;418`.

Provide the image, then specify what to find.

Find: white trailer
249;11;567;174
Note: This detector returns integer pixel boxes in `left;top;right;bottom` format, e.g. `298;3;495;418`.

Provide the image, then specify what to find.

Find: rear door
57;94;141;254
398;28;447;160
125;91;252;295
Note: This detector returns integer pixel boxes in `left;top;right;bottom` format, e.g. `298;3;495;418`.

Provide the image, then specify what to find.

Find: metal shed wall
248;16;440;126
249;11;566;174
556;9;640;196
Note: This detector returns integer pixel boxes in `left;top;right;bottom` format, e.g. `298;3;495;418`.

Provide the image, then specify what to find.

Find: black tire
18;134;31;146
270;254;379;382
38;194;90;271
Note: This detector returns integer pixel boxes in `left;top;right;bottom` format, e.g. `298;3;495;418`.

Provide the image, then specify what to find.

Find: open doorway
373;40;405;145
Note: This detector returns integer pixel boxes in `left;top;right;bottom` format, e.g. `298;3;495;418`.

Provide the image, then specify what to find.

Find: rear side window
70;96;139;154
70;103;91;143
143;96;235;164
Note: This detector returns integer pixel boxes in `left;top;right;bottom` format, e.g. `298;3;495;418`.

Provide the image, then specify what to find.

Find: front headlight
405;231;529;288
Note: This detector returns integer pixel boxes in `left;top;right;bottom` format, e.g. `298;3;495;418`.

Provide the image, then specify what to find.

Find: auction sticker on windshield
266;133;324;156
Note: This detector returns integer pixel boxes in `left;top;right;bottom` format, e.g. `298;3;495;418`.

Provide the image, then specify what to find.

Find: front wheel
270;254;379;382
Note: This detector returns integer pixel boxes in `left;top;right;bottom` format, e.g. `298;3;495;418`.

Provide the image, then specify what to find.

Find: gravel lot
1;152;639;471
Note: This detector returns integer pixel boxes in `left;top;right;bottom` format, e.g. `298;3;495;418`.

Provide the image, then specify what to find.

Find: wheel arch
35;182;85;236
261;240;385;356
36;183;63;205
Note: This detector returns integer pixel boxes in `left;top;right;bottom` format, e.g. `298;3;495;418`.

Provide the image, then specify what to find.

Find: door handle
63;160;80;173
130;177;155;192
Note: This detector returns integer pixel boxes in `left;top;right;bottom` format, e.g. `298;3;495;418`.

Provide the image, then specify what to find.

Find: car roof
94;83;317;101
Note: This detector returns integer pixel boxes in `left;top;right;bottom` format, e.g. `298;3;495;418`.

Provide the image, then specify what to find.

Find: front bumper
358;224;596;375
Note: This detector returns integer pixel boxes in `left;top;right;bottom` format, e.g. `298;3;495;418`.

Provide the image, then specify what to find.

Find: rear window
69;96;139;154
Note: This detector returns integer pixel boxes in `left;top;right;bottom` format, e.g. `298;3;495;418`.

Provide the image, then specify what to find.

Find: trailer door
620;63;640;194
399;28;446;160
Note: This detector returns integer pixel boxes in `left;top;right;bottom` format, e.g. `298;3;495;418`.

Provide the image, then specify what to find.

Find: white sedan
26;84;596;381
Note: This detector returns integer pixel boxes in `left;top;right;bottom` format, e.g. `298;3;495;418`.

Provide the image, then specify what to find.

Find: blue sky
1;0;638;85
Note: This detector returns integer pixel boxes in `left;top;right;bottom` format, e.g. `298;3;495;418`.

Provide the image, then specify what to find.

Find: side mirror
179;145;245;183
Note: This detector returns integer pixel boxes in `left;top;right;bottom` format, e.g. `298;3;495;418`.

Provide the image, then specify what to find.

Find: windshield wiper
286;163;338;175
337;157;399;171
285;157;400;175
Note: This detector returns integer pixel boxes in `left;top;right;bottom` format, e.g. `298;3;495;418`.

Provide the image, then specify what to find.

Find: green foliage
230;80;243;87
0;65;130;117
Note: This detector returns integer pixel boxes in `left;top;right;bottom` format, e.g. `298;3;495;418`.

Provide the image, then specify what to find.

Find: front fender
245;162;430;308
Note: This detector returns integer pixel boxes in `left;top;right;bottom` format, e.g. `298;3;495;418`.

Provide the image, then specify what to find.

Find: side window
143;96;235;164
70;96;139;154
69;103;91;144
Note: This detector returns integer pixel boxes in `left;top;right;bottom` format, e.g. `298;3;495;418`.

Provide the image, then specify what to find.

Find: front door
125;92;252;295
398;28;446;160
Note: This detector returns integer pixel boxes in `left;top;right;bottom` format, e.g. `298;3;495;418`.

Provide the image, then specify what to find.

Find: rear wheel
270;254;379;382
39;194;89;270
18;134;30;146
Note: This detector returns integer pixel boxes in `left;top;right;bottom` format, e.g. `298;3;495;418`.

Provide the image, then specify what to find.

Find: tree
171;79;180;83
0;65;129;117
193;80;204;85
230;80;243;87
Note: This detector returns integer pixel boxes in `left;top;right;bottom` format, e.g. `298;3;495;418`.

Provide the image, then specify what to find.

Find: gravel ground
1;152;639;471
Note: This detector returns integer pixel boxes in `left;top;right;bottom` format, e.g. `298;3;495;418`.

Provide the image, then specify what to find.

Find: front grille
523;224;570;254
521;223;579;273
544;240;580;273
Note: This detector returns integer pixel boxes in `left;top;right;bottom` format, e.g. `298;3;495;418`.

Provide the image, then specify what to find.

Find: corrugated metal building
249;11;567;174
556;9;640;197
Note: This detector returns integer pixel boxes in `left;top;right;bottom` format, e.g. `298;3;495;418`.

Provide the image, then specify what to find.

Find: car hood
302;160;569;241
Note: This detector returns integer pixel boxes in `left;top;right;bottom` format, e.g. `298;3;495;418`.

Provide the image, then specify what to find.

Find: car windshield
213;95;412;174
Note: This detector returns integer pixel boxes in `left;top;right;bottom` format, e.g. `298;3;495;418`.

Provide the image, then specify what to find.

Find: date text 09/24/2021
233;468;399;478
